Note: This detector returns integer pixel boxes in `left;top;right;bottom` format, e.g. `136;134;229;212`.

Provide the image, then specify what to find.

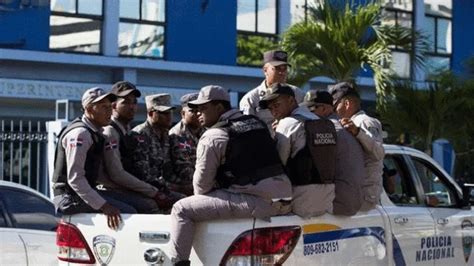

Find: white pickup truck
56;145;474;265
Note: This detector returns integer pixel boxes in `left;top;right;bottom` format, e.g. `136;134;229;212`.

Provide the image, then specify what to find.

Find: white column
102;0;120;57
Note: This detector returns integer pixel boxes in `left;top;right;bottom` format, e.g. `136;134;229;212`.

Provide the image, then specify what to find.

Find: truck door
381;153;436;266
409;156;474;266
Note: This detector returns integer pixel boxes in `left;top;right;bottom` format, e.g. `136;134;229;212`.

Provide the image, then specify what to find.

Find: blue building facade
0;0;473;121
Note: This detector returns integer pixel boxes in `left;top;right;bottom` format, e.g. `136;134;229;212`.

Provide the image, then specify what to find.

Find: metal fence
0;120;49;195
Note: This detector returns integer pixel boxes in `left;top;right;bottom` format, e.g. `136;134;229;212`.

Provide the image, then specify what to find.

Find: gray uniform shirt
101;117;158;198
328;113;366;215
275;106;335;217
193;109;292;201
58;116;106;210
351;110;385;209
239;81;305;129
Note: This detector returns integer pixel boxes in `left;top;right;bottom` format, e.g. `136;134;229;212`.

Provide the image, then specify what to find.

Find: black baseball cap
259;83;295;109
111;81;141;98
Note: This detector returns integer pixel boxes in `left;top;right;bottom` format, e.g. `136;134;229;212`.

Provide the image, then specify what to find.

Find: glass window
383;155;419;206
291;0;307;24
237;0;257;32
50;0;103;54
391;51;411;78
51;0;76;13
119;23;164;58
257;0;277;34
120;0;140;20
119;0;165;58
383;0;413;11
237;0;277;34
436;18;451;54
412;158;457;207
425;55;450;76
50;16;102;53
78;0;102;15
0;205;7;227
424;0;452;17
423;16;436;52
237;0;278;66
0;188;58;231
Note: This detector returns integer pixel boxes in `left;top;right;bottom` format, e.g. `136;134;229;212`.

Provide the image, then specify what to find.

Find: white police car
0;181;58;266
58;145;473;265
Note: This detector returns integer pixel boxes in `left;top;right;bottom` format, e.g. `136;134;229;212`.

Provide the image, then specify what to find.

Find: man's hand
340;118;360;136
272;119;279;131
100;203;122;230
154;191;184;210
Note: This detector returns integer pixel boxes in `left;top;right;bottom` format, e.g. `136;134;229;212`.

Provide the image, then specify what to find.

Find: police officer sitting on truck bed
52;87;130;230
259;83;337;218
169;85;292;266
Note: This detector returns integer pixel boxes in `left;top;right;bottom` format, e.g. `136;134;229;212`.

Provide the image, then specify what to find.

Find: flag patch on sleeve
105;140;118;150
68;138;83;148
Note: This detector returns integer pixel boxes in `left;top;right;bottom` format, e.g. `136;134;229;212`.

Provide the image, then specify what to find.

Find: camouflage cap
81;87;117;109
145;93;175;112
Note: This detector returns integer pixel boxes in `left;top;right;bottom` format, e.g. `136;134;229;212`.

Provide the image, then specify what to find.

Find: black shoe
175;260;191;266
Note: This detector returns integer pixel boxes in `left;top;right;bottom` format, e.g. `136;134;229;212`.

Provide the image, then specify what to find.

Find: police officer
170;85;292;266
239;50;305;131
330;82;385;211
301;90;366;215
168;93;205;196
259;83;336;218
52;87;132;230
101;81;167;212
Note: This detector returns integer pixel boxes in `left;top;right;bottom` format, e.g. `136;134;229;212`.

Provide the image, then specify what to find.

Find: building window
237;0;278;66
50;0;103;54
290;0;320;24
423;0;452;76
382;0;414;79
119;0;165;58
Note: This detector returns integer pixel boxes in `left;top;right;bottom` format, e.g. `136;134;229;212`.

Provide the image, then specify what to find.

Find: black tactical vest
287;115;337;185
109;120;134;172
214;115;284;188
52;118;105;197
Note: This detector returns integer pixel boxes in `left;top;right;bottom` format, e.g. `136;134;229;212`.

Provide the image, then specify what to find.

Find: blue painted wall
165;0;236;65
452;0;474;76
0;1;50;51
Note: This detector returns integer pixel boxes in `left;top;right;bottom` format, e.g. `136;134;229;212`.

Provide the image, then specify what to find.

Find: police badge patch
93;235;116;265
461;220;473;263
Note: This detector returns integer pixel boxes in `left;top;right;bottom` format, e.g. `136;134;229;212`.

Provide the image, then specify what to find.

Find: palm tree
281;0;423;106
379;71;474;155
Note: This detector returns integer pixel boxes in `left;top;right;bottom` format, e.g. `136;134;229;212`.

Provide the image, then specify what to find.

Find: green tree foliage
237;34;278;66
281;0;420;106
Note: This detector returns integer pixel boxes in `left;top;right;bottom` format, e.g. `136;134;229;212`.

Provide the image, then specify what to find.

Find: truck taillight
220;226;301;266
56;221;95;264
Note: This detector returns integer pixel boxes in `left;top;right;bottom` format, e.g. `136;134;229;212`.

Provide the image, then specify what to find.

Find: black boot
174;260;191;266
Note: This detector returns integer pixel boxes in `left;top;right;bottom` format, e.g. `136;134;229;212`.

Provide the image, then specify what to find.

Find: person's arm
102;126;158;198
64;128;106;210
355;119;385;161
192;130;227;195
239;90;257;115
275;118;303;165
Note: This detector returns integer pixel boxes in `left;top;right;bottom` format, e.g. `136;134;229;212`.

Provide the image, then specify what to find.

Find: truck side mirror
462;183;474;207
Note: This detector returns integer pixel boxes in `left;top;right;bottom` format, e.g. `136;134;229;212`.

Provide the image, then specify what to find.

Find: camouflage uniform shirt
129;120;173;188
168;120;204;186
